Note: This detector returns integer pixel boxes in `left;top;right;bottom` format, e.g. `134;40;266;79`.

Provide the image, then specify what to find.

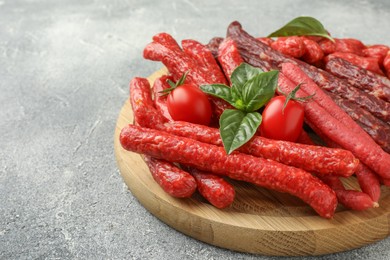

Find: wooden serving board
114;68;390;256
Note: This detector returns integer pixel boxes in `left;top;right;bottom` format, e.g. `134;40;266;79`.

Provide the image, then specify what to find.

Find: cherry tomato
167;84;212;125
260;96;304;142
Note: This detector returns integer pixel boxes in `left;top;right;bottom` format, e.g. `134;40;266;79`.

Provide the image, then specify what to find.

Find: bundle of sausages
120;22;390;219
226;22;390;153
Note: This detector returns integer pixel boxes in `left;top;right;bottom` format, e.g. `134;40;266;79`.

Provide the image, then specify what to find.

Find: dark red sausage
325;57;390;102
158;120;359;176
301;62;390;124
323;89;390;153
185;167;235;209
120;124;337;218
144;156;197;198
325;52;384;75
206;37;224;58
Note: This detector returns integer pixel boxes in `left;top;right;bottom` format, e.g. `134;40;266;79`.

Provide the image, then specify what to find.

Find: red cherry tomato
260;96;304;142
167;84;212;125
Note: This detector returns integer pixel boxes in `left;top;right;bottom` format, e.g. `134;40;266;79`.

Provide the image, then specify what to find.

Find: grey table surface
1;0;390;259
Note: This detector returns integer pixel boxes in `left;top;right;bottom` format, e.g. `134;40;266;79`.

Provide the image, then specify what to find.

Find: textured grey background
1;0;389;259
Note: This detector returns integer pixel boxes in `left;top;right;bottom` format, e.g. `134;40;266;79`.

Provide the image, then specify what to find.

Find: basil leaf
200;84;235;106
242;70;279;112
231;63;263;99
219;109;262;154
268;16;334;42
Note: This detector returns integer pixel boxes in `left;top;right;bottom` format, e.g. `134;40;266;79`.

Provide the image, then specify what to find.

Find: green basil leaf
267;16;334;42
200;84;235;105
242;70;279;112
231;63;263;100
219;109;262;154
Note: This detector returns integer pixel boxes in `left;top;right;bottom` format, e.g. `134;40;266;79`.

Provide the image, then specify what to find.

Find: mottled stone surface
1;0;389;259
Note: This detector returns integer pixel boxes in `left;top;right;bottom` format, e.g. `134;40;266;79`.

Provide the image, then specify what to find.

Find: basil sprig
268;16;334;42
201;63;279;154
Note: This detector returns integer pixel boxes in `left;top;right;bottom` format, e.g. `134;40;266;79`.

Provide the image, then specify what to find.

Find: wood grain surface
114;69;390;256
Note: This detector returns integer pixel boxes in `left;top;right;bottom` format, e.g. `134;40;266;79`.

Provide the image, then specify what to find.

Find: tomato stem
159;71;189;96
278;83;315;114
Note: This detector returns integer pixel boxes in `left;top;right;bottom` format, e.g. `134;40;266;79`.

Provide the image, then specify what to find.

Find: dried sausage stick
144;156;197;198
325;57;390;102
325;52;384;75
181;39;228;84
319;175;377;211
355;164;381;203
184;167;235;209
152;32;182;52
158;121;358;176
217;38;244;83
131;77;196;198
120;124;337;218
143;41;208;84
278;70;390;179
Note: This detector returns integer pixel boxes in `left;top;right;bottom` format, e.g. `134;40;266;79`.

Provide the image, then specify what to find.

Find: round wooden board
114;68;390;256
